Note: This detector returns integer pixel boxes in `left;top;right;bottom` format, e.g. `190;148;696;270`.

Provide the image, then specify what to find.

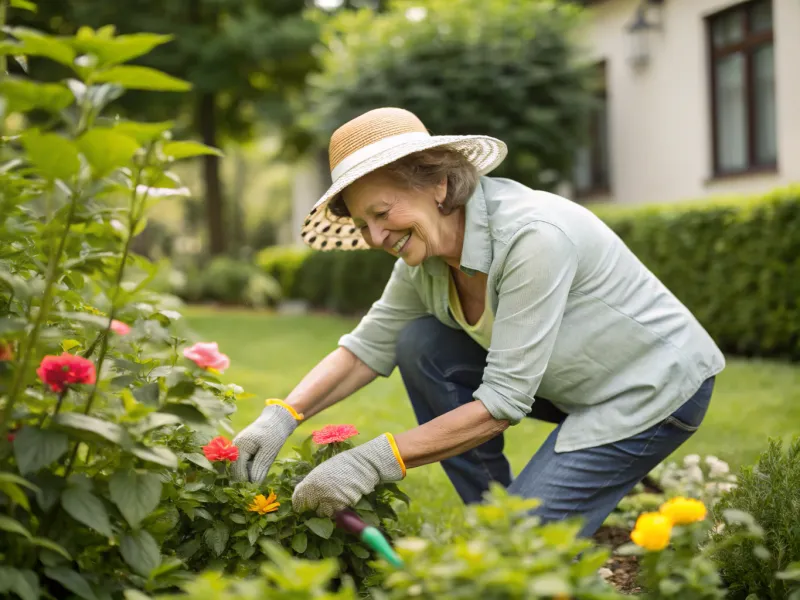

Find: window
573;61;610;197
708;0;776;176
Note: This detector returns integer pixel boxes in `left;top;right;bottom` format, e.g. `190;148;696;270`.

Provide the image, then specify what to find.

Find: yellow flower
248;492;280;515
630;512;672;551
659;496;707;525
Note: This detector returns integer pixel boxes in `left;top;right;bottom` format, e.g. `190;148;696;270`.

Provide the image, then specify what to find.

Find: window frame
707;0;777;178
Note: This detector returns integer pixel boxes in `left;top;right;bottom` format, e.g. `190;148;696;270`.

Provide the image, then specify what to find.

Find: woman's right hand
231;399;303;483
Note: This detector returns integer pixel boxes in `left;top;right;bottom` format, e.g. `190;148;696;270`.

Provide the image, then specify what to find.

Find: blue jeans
396;316;714;538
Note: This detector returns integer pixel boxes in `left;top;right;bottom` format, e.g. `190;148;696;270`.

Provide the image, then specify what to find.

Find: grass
183;306;800;529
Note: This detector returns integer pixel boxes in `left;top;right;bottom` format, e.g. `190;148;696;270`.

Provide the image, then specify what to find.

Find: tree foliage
303;0;599;190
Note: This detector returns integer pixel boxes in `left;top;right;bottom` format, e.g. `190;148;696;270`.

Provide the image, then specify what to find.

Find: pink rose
110;320;131;335
183;342;230;373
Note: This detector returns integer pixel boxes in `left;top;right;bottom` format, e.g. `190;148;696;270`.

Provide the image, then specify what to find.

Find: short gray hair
328;147;479;218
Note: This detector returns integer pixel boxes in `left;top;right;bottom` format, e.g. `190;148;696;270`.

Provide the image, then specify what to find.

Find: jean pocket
664;377;715;433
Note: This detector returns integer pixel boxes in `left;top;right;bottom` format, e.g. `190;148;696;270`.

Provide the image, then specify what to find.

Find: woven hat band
330;131;431;182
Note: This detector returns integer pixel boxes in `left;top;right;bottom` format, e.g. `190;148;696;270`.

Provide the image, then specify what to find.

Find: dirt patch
593;525;641;595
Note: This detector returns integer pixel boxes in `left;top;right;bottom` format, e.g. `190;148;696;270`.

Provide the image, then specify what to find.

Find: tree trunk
197;91;226;255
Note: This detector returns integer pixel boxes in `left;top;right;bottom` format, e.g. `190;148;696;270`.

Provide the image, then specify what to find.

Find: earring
437;203;443;211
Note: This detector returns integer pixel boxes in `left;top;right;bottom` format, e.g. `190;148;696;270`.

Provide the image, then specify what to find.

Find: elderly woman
232;107;725;536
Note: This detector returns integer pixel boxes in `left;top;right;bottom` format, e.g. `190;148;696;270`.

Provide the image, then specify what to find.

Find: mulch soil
592;525;641;595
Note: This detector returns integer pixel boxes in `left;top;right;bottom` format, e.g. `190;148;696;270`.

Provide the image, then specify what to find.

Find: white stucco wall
580;0;800;205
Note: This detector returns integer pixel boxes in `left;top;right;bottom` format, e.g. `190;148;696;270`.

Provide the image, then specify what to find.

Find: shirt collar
422;177;492;277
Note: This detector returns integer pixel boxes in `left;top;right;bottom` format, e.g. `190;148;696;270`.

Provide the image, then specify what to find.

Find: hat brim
299;134;507;251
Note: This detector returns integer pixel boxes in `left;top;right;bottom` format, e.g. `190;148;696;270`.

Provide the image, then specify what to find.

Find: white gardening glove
291;433;406;517
232;399;303;483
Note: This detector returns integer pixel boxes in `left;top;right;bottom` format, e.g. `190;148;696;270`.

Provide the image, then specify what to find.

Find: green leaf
659;578;683;595
53;413;132;447
159;403;207;424
149;557;184;579
120;530;161;577
28;537;72;561
13;426;68;475
44;567;96;600
124;589;153;600
74;33;173;67
129;444;178;469
109;470;162;529
229;513;246;525
320;537;343;558
111;120;174;144
247;522;260;545
291;532;308;553
11;27;75;67
61;487;112;537
203;522;230;557
132;382;160;406
77;129;140;178
351;544;370;559
0;515;32;539
162;140;223;160
529;574;570;596
0;567;39;600
233;540;255;560
134;414;182;435
10;0;37;12
92;66;191;91
22;131;80;181
0;481;30;511
182;452;214;471
0;78;72;113
305;517;334;540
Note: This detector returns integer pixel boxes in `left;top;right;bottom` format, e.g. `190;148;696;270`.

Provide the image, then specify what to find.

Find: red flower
110;320;131;335
202;436;239;462
312;424;359;445
0;341;13;361
36;353;96;393
183;342;230;373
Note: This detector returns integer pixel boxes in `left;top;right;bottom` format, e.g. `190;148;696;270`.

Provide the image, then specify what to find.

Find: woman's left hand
292;434;406;517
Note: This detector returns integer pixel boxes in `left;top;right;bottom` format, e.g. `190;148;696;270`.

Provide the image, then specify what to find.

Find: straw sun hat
300;107;508;251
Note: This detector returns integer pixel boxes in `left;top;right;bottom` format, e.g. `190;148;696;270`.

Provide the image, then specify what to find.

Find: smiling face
341;169;449;267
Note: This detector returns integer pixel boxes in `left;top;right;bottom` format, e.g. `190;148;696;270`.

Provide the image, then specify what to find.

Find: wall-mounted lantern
626;0;665;70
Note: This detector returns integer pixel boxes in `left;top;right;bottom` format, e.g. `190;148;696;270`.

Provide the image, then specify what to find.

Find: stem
1;190;81;439
37;388;68;427
64;150;154;476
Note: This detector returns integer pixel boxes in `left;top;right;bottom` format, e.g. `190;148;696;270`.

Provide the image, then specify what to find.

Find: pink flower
202;436;239;462
0;341;13;361
183;342;230;373
110;320;131;335
36;353;97;393
312;424;359;445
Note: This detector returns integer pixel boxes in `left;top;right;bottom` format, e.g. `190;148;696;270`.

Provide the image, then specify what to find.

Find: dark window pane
714;53;748;171
712;11;744;48
750;1;773;33
753;43;777;164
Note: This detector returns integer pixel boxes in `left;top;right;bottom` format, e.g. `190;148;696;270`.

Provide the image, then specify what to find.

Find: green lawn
183;306;800;529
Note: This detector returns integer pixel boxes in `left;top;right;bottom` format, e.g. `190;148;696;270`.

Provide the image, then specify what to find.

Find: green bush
593;186;800;359
711;437;800;599
255;246;311;299
179;257;280;308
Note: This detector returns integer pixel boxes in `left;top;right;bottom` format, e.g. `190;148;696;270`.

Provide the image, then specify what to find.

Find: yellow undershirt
448;271;494;350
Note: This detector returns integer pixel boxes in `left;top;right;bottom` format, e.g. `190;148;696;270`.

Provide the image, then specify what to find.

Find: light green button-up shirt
338;176;725;453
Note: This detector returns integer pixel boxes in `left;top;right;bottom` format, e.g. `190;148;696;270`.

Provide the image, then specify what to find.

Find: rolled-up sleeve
474;222;578;424
338;259;429;377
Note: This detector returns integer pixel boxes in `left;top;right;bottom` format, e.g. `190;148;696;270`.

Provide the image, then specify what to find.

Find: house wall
580;0;800;205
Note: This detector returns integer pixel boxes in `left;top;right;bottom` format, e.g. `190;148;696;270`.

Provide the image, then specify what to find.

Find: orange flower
0;340;13;361
312;424;359;444
248;492;280;515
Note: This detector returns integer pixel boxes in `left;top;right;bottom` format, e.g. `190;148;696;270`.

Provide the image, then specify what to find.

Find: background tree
302;0;599;191
16;0;320;255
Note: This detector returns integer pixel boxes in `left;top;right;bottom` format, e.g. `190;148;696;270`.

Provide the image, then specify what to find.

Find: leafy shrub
620;496;766;600
255;246;311;299
159;430;408;585
593;187;800;359
374;484;623;599
711;437;800;599
195;257;280;307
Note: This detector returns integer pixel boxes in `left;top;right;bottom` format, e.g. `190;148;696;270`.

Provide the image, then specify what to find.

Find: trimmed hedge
258;185;800;359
